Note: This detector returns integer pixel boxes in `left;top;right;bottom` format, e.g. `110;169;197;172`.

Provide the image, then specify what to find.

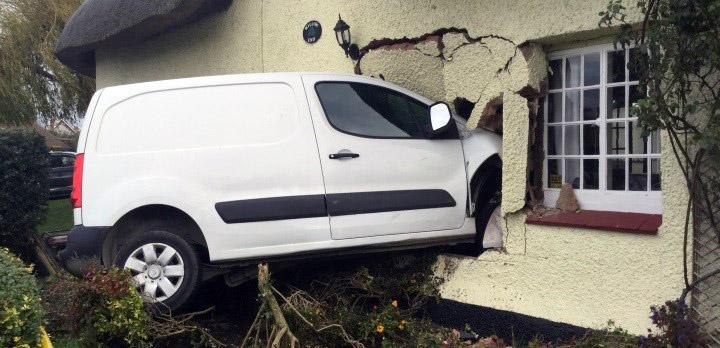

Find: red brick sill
525;210;662;235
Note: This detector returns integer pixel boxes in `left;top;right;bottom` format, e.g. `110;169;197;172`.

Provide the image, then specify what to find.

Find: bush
0;247;45;347
642;300;708;347
43;268;151;347
0;129;49;260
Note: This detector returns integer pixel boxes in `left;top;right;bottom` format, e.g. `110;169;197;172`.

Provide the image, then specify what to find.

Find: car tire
113;226;201;311
473;162;502;251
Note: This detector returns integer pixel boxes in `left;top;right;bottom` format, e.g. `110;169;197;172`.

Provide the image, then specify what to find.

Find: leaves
0;129;49;261
0;248;44;347
43;268;152;347
0;0;94;125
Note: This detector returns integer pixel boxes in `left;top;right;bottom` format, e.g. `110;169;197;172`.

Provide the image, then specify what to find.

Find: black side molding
216;190;456;224
215;195;327;223
326;189;456;216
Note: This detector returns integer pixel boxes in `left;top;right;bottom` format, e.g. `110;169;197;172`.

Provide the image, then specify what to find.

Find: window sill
525;210;662;235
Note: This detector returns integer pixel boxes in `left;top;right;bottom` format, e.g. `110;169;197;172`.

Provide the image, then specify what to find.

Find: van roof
95;72;433;110
101;72;380;93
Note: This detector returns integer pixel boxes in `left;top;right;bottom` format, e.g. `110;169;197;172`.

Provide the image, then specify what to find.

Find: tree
599;0;720;308
0;0;93;125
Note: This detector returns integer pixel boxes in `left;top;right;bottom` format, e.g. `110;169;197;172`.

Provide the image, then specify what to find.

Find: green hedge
0;247;44;347
0;129;49;260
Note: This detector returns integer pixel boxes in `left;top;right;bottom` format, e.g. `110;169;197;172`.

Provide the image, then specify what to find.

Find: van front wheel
113;229;200;310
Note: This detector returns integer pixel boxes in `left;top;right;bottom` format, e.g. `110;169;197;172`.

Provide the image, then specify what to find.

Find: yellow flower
391;300;398;308
376;324;385;334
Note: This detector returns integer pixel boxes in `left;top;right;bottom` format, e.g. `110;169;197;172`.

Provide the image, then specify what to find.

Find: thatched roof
55;0;233;77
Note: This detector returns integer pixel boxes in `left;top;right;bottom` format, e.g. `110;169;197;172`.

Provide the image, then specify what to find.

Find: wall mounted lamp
334;15;360;60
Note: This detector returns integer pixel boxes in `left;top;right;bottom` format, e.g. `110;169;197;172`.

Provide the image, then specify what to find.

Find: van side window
315;82;429;138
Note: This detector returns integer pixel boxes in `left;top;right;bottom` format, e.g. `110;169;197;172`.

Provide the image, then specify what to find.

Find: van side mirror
429;102;452;135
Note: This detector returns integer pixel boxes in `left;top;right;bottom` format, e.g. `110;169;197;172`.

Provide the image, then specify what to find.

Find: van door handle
329;152;359;159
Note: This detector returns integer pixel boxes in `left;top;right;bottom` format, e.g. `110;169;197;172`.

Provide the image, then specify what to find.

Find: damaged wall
93;0;687;335
359;32;546;215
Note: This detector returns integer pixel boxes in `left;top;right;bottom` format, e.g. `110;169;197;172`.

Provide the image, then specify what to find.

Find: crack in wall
353;27;518;76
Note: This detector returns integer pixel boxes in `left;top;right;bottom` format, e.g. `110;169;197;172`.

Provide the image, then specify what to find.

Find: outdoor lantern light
334;14;360;60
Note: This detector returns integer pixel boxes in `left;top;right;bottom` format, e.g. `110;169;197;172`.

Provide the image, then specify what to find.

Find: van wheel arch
469;155;502;248
103;205;208;266
470;154;502;208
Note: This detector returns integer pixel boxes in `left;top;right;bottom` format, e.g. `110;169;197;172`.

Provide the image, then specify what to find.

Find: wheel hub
147;264;162;280
123;242;185;303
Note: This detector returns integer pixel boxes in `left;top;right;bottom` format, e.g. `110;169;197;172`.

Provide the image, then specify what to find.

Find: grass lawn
37;198;74;234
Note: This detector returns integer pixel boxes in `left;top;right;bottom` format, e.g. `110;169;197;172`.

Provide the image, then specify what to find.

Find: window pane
549;59;563;90
584;159;599;189
547;126;562;155
607;86;626;119
386;92;426;133
315;82;424;138
629;158;648;191
547;92;562;123
584;53;600;86
629;121;648;154
565;159;580;189
607;50;625;83
650;131;661;153
628;48;641;81
408;99;431;132
607;121;626;155
565;125;580;155
548;159;562;188
583;89;599;120
565;90;580;122
565;55;581;88
651;159;661;190
583;124;600;155
607;158;626;190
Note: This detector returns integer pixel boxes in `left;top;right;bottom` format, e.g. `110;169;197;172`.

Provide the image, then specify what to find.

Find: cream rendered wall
95;0;264;88
94;0;688;335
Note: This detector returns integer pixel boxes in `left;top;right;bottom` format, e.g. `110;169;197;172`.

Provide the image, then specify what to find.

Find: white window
544;45;662;214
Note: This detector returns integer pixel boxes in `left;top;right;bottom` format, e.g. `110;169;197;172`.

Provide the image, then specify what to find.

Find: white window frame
543;44;662;214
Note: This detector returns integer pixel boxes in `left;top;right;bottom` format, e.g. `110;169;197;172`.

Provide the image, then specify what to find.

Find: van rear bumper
57;225;110;277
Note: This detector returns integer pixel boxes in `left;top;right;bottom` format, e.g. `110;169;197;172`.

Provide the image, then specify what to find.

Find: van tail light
71;153;84;208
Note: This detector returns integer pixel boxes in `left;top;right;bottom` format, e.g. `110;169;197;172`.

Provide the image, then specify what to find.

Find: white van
59;72;502;308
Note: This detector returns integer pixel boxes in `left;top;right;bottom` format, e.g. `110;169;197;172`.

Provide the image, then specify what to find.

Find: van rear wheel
113;228;200;310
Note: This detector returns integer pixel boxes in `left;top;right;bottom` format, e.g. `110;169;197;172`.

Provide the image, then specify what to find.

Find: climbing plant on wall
0;0;94;125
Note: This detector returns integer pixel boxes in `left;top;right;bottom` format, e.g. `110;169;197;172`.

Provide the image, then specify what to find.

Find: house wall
94;0;688;334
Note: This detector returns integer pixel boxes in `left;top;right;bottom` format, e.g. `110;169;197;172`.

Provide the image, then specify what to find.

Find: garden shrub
0;247;45;347
43;267;151;347
0;129;49;260
642;300;708;347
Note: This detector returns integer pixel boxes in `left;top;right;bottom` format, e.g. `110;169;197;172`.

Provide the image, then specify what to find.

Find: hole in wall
453;97;475;121
478;95;504;134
